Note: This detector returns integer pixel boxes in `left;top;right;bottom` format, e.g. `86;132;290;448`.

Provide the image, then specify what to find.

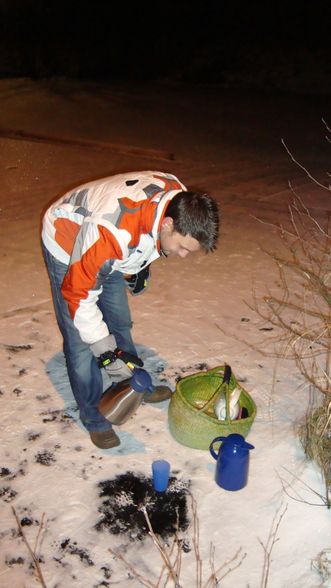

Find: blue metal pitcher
209;434;254;491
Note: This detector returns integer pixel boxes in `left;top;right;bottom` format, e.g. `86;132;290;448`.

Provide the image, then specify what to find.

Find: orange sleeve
61;225;123;320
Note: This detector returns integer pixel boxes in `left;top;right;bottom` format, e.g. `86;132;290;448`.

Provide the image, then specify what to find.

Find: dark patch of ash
5;556;25;566
3;344;33;352
19;506;40;526
26;432;41;441
35;450;56;466
12;387;22;396
194;362;210;371
0;467;11;477
173;362;210;382
0;486;17;502
101;565;111;579
95;472;190;540
10;527;21;539
179;538;191;553
40;409;74;424
1;467;25;481
36;394;51;401
20;517;33;526
59;539;94;567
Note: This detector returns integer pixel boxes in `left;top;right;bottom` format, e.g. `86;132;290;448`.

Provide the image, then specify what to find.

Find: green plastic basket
168;365;257;450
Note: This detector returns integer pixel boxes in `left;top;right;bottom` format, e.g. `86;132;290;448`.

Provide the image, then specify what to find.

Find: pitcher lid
131;368;154;393
222;434;254;450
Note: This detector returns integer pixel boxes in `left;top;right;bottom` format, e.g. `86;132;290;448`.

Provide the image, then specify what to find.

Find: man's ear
161;217;173;229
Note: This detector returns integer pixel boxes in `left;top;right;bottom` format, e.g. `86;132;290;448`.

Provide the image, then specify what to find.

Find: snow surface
0;78;330;588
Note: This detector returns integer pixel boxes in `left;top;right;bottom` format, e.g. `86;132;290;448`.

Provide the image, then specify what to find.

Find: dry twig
259;503;288;588
281;139;330;192
277;466;329;507
12;506;48;588
108;546;156;588
108;493;246;587
141;506;181;587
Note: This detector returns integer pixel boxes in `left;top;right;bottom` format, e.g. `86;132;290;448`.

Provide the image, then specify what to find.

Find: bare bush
251;131;330;502
252;192;330;397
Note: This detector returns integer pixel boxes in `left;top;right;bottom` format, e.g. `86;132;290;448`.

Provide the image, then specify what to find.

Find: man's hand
126;265;151;296
90;335;143;383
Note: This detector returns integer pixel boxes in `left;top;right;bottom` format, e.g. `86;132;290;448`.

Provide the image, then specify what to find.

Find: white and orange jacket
42;170;186;346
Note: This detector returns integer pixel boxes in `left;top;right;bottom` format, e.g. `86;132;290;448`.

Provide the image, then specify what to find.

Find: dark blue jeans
42;244;137;432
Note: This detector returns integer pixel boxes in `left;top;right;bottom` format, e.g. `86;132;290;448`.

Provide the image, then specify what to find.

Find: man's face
159;218;200;258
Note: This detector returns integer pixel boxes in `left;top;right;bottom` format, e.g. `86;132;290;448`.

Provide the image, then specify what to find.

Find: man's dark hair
165;191;219;252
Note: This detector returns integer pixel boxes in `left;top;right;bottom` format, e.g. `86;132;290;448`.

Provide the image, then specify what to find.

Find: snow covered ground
0;78;330;587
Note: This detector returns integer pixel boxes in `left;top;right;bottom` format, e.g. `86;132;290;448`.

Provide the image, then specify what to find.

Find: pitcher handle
209;436;227;460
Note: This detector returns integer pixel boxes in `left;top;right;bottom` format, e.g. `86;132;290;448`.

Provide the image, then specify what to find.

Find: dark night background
0;1;330;93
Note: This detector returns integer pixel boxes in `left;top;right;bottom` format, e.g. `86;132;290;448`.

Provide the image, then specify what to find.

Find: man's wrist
97;349;117;369
90;334;116;357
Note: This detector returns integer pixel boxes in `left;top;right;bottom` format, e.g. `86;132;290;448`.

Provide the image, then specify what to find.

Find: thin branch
263;295;330;321
259;504;288;588
206;544;217;587
277;472;328;507
251;215;312;244
108;547;156;588
189;492;203;587
141;506;181;587
258;304;329;350
216;548;247;583
33;512;46;554
289;190;331;238
281;466;329;505
268;255;331;307
321;118;331;133
281;139;330;192
12;506;48;588
156;533;179;588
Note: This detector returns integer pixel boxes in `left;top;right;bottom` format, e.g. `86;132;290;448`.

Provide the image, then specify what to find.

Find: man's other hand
90;335;143;383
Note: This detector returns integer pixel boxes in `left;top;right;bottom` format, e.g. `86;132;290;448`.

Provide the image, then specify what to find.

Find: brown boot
90;428;120;449
143;385;173;403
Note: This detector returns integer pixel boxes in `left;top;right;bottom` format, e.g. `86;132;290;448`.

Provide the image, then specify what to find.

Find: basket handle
206;365;240;421
196;364;232;416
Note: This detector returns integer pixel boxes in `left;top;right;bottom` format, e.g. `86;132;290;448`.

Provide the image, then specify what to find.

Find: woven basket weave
168;365;257;450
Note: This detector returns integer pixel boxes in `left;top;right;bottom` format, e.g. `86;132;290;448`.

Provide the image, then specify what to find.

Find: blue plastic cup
152;460;170;492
